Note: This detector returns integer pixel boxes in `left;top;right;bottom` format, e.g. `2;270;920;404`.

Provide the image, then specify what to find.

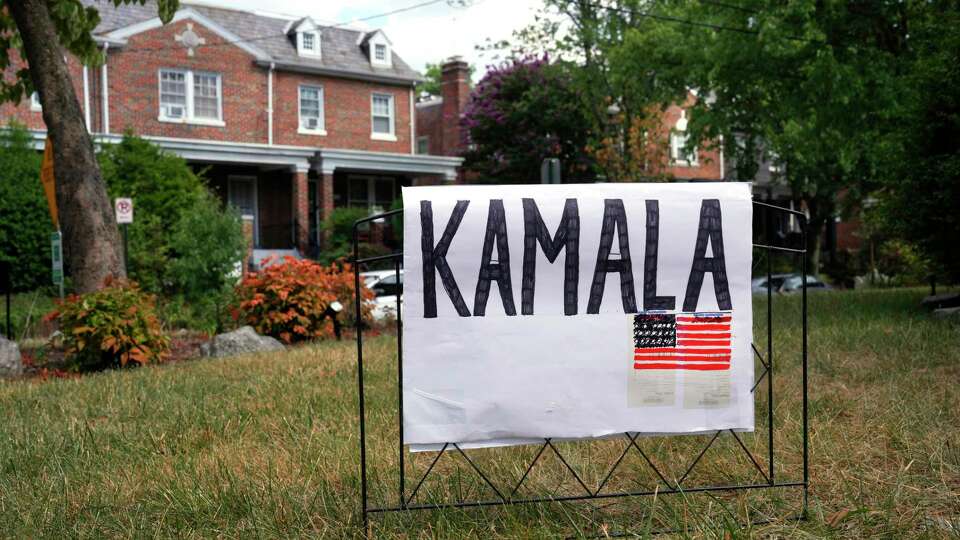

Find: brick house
2;1;462;262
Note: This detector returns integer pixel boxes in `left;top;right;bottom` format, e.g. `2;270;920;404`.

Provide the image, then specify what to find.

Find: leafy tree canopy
461;55;594;183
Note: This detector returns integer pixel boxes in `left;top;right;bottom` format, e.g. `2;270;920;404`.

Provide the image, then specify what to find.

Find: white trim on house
317;147;461;180
267;63;274;144
101;43;110;135
297;84;326;136
82;66;91;130
101;8;271;61
158;68;224;126
19;129;461;181
29;92;41;111
409;87;415;153
371;92;395;140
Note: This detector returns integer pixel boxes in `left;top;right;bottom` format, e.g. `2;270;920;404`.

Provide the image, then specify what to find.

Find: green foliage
870;6;960;282
98;133;207;292
167;192;245;333
236;257;373;343
46;278;169;371
876;240;936;287
0;123;49;291
0;0;179;104
318;207;372;264
462;56;594;183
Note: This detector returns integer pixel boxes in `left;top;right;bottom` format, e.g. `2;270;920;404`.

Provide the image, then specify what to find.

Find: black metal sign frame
352;199;809;536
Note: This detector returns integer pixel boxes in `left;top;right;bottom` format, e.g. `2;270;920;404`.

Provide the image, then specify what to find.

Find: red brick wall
414;100;444;154
107;19;268;142
658;99;723;181
1;52;89;132
273;70;412;152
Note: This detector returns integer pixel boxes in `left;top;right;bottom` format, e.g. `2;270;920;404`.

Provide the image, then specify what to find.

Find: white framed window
369;37;391;67
158;69;223;126
371;93;395;140
670;131;698;166
416;136;429;154
30;92;42;111
298;31;321;57
298;84;325;135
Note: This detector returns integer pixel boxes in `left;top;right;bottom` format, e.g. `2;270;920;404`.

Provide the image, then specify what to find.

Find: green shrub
0;123;51;291
46;278;169;371
99;133;206;293
318;207;371;263
877;239;935;286
167;192;246;332
236;257;373;343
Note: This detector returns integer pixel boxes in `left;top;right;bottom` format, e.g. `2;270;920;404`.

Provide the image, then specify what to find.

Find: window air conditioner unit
305;117;319;130
166;105;185;119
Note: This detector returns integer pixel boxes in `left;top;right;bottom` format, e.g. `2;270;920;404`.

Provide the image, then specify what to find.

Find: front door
227;175;258;247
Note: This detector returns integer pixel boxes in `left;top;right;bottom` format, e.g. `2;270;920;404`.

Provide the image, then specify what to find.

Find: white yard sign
402;183;754;450
115;198;134;224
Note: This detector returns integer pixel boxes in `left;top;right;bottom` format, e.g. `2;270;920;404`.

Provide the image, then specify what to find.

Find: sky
187;0;544;79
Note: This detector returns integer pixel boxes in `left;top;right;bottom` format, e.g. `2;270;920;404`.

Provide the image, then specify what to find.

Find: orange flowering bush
236;256;374;343
45;278;169;371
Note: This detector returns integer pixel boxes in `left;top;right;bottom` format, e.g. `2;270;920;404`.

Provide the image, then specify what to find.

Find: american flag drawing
633;313;731;371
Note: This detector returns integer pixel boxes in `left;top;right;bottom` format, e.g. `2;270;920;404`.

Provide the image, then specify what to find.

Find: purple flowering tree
460;55;594;183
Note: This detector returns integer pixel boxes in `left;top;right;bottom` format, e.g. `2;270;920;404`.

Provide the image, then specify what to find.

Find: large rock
199;326;284;358
0;337;23;378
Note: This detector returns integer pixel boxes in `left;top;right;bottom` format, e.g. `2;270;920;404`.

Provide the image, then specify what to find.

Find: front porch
185;143;462;264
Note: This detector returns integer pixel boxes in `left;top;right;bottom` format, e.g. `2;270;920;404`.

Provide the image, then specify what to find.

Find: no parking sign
115;198;133;224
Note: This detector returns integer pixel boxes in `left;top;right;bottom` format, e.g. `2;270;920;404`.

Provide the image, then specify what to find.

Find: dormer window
298;31;320;57
289;17;322;58
362;30;392;67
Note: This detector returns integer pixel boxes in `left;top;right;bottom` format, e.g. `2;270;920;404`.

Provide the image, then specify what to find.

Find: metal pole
396;257;405;508
801;217;810;516
353;222;369;536
122;224;129;275
766;207;774;485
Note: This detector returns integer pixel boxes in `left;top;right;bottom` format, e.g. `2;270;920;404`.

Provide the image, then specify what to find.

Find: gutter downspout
267;62;274;145
82;66;90;131
409;86;415;154
101;43;110;135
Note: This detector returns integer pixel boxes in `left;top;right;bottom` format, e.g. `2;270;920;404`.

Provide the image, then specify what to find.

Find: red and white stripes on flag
633;313;732;371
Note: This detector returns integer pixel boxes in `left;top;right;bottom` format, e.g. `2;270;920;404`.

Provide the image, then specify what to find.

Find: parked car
778;274;831;293
751;274;792;294
361;269;403;321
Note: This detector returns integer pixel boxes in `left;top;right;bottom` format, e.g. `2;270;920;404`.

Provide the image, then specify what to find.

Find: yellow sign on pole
40;136;58;229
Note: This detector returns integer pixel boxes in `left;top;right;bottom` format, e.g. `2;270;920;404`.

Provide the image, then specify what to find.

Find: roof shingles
85;0;422;84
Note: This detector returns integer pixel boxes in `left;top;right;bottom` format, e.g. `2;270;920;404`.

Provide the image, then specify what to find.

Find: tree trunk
803;196;832;276
9;0;125;294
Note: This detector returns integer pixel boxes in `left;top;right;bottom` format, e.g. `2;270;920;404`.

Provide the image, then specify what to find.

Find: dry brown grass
0;288;957;538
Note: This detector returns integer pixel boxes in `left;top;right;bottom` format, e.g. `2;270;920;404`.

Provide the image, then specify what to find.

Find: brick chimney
440;56;471;156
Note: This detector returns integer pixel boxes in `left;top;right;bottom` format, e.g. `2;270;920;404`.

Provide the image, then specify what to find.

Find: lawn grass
1;290;56;341
1;288;958;538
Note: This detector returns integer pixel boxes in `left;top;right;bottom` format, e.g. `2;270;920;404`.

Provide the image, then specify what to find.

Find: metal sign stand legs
353;201;809;536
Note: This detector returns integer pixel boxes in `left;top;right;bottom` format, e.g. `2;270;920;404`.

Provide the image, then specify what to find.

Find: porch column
320;169;335;246
292;166;310;254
